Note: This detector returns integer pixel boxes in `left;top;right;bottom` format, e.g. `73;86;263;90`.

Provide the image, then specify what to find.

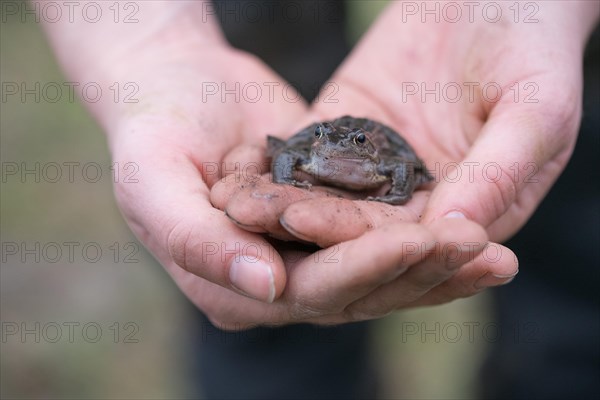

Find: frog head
300;122;385;190
311;122;379;162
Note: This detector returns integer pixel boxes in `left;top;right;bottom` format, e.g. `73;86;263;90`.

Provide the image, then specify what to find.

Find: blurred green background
1;1;493;398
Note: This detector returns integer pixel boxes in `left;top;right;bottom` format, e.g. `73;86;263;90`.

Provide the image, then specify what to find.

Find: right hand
106;38;313;327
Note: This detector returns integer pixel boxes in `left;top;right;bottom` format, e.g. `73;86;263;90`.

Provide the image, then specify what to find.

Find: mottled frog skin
267;116;433;205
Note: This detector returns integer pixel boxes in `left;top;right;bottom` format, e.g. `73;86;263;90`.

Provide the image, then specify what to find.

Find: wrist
41;1;231;132
42;1;226;78
571;1;600;41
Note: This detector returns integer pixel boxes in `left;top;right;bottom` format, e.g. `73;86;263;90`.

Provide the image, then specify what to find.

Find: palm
212;4;589;324
308;7;582;242
109;48;311;326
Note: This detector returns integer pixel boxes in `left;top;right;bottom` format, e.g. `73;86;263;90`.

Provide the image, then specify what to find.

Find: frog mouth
311;149;373;161
309;155;377;174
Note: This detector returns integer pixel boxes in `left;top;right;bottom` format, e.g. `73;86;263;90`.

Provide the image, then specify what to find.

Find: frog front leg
271;150;312;188
367;161;416;205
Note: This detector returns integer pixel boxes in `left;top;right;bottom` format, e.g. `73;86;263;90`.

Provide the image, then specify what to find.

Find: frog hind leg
266;135;287;157
415;159;434;186
367;161;415;205
271;150;312;188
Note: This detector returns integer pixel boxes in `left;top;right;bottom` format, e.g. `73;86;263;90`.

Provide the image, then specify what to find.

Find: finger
218;174;303;239
422;95;580;241
404;243;519;307
221;143;270;178
212;173;364;240
342;218;488;320
113;141;287;304
209;172;266;217
280;190;430;247
281;222;436;321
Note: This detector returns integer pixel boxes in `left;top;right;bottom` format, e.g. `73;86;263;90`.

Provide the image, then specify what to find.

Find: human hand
43;2;335;327
238;0;597;244
214;112;517;327
213;171;517;321
213;0;600;321
313;0;597;242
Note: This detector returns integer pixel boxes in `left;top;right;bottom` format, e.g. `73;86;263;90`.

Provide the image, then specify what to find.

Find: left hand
220;0;597;242
212;1;598;320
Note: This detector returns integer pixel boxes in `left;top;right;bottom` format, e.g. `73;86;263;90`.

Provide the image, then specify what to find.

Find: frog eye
354;133;366;144
314;125;324;139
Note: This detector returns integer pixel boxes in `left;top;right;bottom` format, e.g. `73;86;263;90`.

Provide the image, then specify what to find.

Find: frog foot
293;180;313;190
366;194;410;205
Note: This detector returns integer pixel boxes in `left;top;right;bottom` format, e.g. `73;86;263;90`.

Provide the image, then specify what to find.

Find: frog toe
293;180;313;189
366;194;411;205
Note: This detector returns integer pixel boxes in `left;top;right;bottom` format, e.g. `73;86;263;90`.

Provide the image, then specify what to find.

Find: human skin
40;1;597;329
219;1;599;316
223;0;599;242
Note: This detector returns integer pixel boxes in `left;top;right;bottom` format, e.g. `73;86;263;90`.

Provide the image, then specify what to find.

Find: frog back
266;123;318;158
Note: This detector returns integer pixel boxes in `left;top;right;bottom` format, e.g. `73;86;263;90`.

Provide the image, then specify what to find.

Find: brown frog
267;116;433;205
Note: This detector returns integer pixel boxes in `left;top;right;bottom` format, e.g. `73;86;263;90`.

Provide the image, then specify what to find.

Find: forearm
41;1;225;77
566;0;600;41
39;1;228;131
336;0;598;116
385;0;598;44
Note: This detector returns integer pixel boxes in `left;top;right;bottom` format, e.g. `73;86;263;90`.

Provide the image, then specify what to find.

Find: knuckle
343;298;393;322
205;314;242;332
204;314;228;330
454;274;482;298
287;296;333;321
284;286;345;321
543;84;581;123
480;163;519;219
203;309;256;332
537;83;582;146
166;221;194;272
400;272;447;296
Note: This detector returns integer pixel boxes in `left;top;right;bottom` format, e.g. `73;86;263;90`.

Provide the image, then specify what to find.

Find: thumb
421;100;578;241
112;134;287;304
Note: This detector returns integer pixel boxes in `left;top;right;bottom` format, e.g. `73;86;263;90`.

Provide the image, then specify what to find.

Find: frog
267;115;433;205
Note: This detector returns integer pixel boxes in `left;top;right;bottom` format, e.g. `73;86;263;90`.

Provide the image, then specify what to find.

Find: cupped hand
213;168;517;327
217;1;598;244
289;1;595;243
105;31;317;325
213;135;516;330
207;0;600;323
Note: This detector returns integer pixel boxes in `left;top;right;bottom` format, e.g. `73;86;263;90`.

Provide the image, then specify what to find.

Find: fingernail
444;211;466;219
229;255;276;303
474;271;518;289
